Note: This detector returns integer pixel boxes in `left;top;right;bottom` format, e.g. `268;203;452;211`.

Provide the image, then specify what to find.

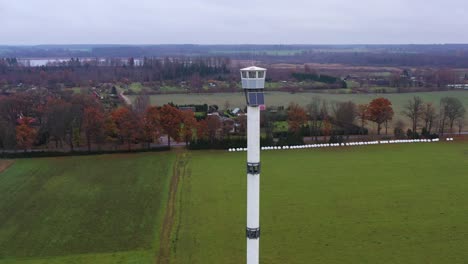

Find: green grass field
1;142;468;263
128;82;149;93
171;142;468;263
0;153;175;264
129;90;468;128
129;90;467;116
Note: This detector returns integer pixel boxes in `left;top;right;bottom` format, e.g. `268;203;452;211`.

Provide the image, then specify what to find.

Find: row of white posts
228;138;455;152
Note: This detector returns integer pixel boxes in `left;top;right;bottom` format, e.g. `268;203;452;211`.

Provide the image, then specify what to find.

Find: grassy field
0;152;175;264
129;91;468;124
129;82;146;93
2;142;468;263
130;90;468;110
170;142;468;263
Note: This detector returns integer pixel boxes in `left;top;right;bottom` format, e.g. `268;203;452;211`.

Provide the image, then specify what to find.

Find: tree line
0;91;241;152
0;57;231;88
5;44;468;68
401;96;465;138
284;96;465;142
1;90;465;153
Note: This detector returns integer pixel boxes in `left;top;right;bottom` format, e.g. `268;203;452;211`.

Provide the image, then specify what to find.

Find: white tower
241;66;266;264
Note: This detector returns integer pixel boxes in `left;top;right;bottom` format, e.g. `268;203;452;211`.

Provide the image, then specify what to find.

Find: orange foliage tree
181;110;197;144
110;107;141;150
159;104;183;147
16;117;37;151
196;119;209;141
142;106;162;148
206;115;222;142
82;105;105;151
368;98;394;135
287;103;307;135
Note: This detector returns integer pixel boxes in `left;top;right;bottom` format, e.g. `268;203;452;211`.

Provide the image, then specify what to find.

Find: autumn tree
111;107;141;150
206;115;222;142
43;98;72;148
402;96;423;137
142;106;162;148
368;98;394;135
15;117;37;152
82;105;105;151
181;110;197;144
287;103;307;135
104;116;119;148
196;119;209;141
68;94;100;150
159;104;183;147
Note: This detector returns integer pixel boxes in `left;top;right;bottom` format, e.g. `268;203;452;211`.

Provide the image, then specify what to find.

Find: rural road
119;91;132;105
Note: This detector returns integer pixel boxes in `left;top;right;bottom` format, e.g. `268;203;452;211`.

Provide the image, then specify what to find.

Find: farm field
129;91;468;121
0;153;175;264
170;142;468;263
1;142;468;263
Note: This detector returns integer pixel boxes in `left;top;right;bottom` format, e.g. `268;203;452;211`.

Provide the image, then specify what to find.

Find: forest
3;44;468;67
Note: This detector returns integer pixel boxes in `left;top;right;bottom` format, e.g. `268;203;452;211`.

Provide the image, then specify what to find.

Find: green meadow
1;142;468;263
129;90;468;123
170;142;468;263
0;153;175;264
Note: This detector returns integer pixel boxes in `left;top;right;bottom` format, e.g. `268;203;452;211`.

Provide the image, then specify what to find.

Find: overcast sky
1;0;467;45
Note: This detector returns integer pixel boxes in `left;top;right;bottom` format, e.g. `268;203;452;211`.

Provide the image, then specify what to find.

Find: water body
17;58;144;67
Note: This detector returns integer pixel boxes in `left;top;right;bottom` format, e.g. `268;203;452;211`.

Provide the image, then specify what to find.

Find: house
179;106;196;112
447;84;468;90
231;107;244;116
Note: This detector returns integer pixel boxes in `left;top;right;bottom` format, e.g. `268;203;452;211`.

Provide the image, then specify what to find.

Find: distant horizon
2;43;468;46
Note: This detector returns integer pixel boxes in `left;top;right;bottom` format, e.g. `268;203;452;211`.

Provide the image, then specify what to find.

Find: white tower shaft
247;105;260;264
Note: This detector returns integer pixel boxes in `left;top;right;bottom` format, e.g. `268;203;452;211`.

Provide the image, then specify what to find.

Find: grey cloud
0;0;467;44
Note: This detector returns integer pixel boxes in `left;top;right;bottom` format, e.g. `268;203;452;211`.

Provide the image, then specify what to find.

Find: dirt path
156;151;188;264
0;160;14;174
120;91;132;105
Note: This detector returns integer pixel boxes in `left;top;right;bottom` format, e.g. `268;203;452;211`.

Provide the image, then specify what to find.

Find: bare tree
439;97;466;134
439;99;448;135
306;96;322;142
332;101;357;139
456;117;464;135
133;94;150;115
0;117;16;151
237;115;247;136
421;102;437;134
393;119;406;139
357;104;369;135
223;100;231;111
402;96;423;137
